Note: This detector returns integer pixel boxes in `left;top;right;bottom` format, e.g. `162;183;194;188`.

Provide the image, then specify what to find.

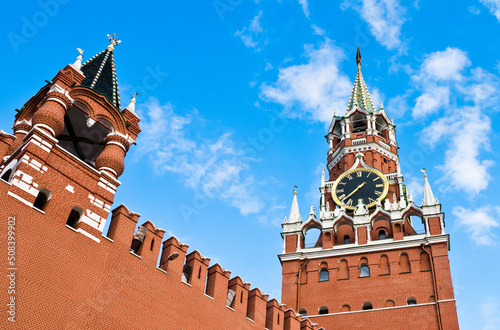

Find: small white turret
421;168;438;206
287;186;301;223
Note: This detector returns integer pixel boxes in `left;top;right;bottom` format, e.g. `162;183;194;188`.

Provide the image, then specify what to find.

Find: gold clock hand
344;182;366;200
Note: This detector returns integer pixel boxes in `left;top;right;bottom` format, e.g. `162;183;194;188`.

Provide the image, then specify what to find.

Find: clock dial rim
332;168;389;210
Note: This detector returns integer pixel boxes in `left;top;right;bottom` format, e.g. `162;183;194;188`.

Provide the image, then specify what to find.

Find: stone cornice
278;234;449;263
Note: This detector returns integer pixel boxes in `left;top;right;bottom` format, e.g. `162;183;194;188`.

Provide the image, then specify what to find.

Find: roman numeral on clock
345;199;353;206
346;174;352;180
368;197;376;204
338;194;346;201
356;171;362;177
336;189;344;193
374;190;382;196
376;184;384;188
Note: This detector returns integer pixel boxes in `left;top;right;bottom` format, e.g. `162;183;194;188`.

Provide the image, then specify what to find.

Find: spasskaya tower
279;48;459;330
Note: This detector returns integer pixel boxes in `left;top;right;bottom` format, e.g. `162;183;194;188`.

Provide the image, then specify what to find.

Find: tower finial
107;33;122;51
356;46;362;70
421;168;438;206
72;48;84;70
288;186;301;223
125;93;140;113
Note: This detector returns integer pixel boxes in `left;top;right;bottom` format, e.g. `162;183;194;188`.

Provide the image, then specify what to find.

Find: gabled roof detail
301;206;322;234
346;48;376;114
80;36;121;109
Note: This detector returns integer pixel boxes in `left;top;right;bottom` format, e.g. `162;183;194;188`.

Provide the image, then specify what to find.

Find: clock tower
279;48;459;329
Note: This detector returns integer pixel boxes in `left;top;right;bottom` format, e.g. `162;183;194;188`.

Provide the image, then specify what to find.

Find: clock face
332;168;389;210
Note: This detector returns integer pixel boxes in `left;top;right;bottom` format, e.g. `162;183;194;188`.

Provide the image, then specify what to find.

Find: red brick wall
0;182;316;329
281;244;459;329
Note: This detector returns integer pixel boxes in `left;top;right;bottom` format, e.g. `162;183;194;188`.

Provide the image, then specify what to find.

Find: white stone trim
7;191;33;207
32;124;55;137
327;142;399;172
306;301;441;318
107;140;127;151
279;234;449;262
77;228;100;243
66;184;74;193
11;170;38;196
99;167;118;177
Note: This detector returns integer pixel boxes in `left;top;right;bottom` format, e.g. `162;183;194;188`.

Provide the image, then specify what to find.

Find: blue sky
1;0;500;328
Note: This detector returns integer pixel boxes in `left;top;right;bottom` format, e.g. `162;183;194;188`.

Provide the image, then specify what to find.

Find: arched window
304;228;321;248
420;252;431;271
340;304;351;312
66;207;83;228
351;113;367;133
379;255;390;275
378;230;386;239
399;253;411;273
362;302;373;310
57;103;111;166
319;268;329;281
1;169;12;182
33;188;51;211
384;300;395;307
344;235;350;244
360;264;370;277
298;309;307;316
338;259;349;280
318;306;329;315
407;297;417;305
150;238;155;251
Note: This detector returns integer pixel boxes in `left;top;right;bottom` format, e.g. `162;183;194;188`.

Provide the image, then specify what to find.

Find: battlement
0;174;325;329
101;204;324;329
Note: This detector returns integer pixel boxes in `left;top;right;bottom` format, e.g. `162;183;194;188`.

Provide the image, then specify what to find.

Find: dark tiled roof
81;49;120;108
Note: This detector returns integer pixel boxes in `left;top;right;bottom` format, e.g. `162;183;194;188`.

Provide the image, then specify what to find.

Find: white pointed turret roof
287;186;301;223
321;168;325;187
422;169;437;206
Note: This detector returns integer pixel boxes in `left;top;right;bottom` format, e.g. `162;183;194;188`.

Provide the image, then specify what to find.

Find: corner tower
279;49;459;329
0;35;141;243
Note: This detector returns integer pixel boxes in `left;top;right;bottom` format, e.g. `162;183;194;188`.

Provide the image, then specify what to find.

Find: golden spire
356;46;362;71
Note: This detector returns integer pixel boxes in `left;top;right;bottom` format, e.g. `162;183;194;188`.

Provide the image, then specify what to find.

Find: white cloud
298;0;310;18
422;107;493;194
264;59;273;71
311;24;326;36
404;174;424;203
453;206;500;246
413;86;450;117
135;98;264;215
341;0;407;50
410;48;499;194
386;92;410;118
469;6;481;15
480;0;500;20
481;296;500;330
235;11;264;51
260;40;353;123
416;47;471;82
